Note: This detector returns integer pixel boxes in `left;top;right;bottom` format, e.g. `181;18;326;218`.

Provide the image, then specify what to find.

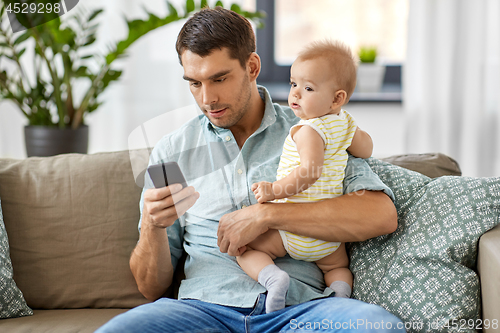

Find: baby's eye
289;81;297;88
305;86;313;91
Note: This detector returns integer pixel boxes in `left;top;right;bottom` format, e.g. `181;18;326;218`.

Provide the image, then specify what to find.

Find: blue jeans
96;294;405;333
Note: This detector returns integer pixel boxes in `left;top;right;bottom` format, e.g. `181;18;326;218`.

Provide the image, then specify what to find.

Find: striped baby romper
276;109;357;262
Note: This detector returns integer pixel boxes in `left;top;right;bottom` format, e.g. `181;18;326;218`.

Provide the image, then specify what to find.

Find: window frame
255;0;403;102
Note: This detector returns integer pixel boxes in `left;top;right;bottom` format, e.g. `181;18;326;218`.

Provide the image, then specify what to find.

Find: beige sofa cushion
380;152;461;178
0;309;129;333
0;151;148;309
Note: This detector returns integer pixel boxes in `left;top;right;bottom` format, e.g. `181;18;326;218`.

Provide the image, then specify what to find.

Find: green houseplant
0;0;265;156
356;45;385;93
358;46;377;63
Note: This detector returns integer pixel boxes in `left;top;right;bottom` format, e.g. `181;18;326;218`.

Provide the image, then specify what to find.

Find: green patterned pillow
349;158;500;333
0;198;32;318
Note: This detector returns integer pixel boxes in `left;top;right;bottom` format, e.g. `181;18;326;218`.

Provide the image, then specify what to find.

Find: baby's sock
258;264;290;313
329;280;352;298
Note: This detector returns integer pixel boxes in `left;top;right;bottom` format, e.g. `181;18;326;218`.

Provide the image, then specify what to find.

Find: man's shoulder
257;84;298;126
273;103;298;126
163;114;205;140
151;114;206;161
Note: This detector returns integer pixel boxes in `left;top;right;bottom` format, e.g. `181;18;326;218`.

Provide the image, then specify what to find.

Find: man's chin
206;117;230;129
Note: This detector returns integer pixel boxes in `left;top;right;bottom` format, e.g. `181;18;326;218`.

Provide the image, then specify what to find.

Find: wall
346;102;405;158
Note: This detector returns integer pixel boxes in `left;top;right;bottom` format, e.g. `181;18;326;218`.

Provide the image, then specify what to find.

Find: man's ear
247;52;261;82
331;90;347;109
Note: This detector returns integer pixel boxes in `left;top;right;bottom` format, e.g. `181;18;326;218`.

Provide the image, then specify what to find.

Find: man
97;7;404;333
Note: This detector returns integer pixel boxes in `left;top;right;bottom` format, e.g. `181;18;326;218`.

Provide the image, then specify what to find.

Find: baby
237;40;373;313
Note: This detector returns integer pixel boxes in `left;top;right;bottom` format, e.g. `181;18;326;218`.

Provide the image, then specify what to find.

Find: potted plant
0;0;264;157
356;45;386;93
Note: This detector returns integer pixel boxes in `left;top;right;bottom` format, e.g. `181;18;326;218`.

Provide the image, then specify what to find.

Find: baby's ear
332;90;347;108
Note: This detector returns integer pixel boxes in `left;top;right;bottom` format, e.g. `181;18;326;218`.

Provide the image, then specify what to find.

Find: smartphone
147;162;187;189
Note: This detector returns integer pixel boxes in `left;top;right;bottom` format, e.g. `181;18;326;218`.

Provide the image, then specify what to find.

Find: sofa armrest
478;224;500;332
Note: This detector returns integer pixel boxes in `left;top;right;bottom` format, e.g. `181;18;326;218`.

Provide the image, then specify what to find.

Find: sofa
0;150;498;333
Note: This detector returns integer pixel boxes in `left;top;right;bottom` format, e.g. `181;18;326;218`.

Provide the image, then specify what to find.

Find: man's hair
297;40;358;100
176;7;256;68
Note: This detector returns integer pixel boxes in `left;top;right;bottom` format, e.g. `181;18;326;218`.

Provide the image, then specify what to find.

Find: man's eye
215;78;226;83
190;82;201;87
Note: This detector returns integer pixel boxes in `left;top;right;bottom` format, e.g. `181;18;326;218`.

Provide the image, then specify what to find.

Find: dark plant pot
24;125;89;157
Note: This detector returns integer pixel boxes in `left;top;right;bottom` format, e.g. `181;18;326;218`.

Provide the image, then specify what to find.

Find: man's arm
130;184;199;301
217;157;397;256
218;190;396;256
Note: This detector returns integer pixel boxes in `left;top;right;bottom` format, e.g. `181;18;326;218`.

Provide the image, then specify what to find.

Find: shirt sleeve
343;154;395;201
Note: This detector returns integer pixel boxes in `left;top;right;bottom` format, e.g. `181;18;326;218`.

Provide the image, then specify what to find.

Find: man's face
181;48;252;129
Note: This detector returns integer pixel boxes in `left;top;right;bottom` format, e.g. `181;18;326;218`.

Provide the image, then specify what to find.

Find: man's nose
202;84;218;106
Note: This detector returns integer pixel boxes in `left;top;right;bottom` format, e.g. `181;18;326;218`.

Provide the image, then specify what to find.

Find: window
255;0;409;102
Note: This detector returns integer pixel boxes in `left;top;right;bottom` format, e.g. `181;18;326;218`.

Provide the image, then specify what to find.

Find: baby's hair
297;40;357;100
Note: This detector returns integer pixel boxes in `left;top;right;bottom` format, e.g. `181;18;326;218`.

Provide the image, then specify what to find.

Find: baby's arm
347;127;373;159
252;125;324;203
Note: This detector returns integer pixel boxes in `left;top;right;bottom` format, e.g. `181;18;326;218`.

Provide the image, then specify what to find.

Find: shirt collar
257;85;277;132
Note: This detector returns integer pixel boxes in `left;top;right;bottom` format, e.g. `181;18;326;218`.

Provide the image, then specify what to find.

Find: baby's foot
328;280;352;298
258;264;290;313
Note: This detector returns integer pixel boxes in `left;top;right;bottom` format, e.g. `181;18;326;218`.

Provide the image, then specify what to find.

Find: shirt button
237;169;243;174
225;136;231;141
242;205;247;209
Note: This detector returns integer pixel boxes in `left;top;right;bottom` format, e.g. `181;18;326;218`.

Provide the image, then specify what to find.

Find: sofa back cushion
350;157;499;331
380;152;461;178
0;151;149;309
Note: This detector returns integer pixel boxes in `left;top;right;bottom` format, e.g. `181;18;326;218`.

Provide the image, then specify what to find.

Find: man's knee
344;300;403;331
289;298;404;332
95;298;188;333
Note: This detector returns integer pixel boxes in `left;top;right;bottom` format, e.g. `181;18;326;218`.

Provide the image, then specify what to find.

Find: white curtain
404;0;500;177
1;0;247;159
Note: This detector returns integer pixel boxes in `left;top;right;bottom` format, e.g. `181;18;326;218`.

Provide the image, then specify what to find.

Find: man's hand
251;181;275;203
217;204;270;256
131;183;199;301
142;184;199;229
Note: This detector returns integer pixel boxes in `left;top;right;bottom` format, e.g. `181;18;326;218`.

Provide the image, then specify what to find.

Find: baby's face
288;58;338;120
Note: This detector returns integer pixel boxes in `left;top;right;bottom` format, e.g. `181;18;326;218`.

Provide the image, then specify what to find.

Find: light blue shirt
139;86;394;308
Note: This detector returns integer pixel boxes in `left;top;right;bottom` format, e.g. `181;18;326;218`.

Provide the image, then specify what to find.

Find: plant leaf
83;35;97;47
87;9;104;22
230;4;242;14
17;48;26;58
166;1;178;18
75;66;89;77
105;6;181;65
13;31;31;46
185;0;195;14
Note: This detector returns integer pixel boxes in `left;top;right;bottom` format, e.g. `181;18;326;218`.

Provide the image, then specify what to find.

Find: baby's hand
251;181;275;203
